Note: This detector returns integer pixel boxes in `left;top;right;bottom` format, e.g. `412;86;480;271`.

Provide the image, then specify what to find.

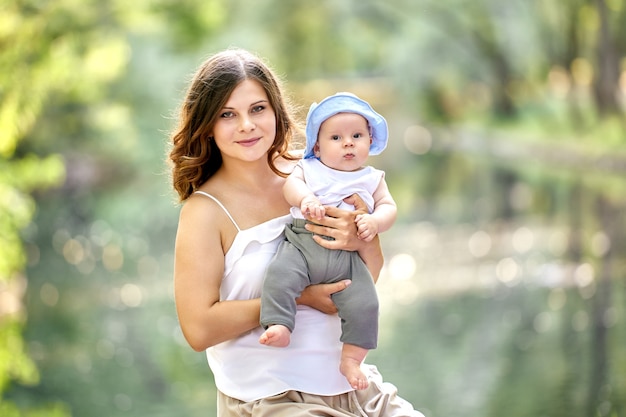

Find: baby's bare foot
340;358;369;390
259;324;291;347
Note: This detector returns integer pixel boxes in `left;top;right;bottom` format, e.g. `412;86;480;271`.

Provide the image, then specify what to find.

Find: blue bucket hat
304;92;388;159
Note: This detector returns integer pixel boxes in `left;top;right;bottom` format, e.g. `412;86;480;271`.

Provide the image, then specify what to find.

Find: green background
2;1;626;416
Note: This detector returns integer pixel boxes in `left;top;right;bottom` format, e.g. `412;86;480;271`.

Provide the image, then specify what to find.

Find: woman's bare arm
174;197;261;351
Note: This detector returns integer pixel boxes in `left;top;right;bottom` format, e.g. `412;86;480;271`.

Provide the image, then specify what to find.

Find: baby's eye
353;133;363;139
331;135;340;141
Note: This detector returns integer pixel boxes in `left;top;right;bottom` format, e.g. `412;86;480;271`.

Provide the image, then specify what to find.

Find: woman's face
211;79;277;164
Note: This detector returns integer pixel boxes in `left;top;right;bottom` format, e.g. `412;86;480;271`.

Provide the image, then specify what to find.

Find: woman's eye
220;111;234;118
252;105;265;113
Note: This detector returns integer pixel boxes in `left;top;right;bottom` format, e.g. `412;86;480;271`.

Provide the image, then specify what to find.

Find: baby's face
314;112;372;172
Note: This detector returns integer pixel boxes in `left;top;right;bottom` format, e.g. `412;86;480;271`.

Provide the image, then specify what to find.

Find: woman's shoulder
181;190;240;248
182;190;233;226
174;193;232;254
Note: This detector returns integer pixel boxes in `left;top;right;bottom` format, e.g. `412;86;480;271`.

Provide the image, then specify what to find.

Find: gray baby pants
260;219;378;349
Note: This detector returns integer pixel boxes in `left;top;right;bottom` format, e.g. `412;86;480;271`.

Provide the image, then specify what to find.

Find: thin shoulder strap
194;191;241;232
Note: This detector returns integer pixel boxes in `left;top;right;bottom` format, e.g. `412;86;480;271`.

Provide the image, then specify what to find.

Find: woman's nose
239;116;256;132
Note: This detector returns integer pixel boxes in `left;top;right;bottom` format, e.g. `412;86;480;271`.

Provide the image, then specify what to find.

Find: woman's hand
304;193;384;282
296;280;352;314
303;194;368;251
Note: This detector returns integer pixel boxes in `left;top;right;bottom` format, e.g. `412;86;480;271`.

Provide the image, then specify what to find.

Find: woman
169;47;423;417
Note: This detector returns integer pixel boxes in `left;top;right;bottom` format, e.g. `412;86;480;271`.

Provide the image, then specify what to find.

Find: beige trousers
217;365;424;417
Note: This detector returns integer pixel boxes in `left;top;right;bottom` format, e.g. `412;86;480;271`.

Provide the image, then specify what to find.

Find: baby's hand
301;196;325;220
355;213;378;242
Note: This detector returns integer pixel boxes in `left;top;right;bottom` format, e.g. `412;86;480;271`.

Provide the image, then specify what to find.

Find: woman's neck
206;156;290;229
218;157;276;192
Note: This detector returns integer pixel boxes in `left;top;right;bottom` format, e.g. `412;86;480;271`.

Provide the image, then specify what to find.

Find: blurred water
366;137;626;417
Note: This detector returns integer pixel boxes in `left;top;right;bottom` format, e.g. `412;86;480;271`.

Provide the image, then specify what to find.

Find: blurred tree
376;0;625;127
0;0;68;415
593;0;622;116
537;0;624;120
148;0;226;51
263;0;394;78
0;0;134;414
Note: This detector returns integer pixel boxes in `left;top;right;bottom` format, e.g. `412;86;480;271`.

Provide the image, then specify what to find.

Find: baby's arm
283;164;325;220
355;177;397;242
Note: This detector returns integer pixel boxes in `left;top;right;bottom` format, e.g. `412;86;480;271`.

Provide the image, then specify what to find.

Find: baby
259;92;397;390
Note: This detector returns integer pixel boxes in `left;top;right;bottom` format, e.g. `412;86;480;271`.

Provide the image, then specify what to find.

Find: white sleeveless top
291;158;384;218
195;191;353;402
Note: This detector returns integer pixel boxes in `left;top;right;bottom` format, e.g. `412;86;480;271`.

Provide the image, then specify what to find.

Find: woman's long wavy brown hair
168;48;300;202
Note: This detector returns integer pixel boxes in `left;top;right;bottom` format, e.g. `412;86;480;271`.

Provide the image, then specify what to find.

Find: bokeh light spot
496;257;520;286
120;283;143;307
40;283;59;307
548;66;571;98
388;253;416;281
468;230;491;258
533;311;553;333
591;231;610;257
52;228;71;254
512;227;534;254
103;244;124;271
403;125;432;155
63;238;84;265
574;263;594;287
0;288;21;316
571;57;593;86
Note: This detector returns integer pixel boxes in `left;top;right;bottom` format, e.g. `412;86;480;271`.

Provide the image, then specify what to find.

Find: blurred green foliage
1;0;625;416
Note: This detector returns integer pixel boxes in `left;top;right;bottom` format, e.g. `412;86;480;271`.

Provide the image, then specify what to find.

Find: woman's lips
237;137;261;147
